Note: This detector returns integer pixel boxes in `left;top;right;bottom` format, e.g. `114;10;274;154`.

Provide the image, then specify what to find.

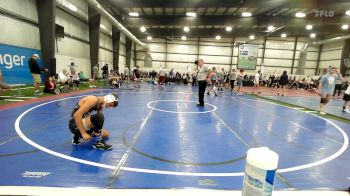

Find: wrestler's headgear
104;94;119;108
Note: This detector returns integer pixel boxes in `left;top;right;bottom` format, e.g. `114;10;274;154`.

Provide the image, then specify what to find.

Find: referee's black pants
198;80;207;105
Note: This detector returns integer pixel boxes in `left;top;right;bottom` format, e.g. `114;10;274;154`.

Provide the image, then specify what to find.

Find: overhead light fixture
100;24;106;29
186;12;196;17
310;33;316;38
129;12;139;17
306;24;313;30
181;36;187;40
67;4;77;12
225;26;232;32
140;26;146;32
346;10;350;16
267;25;275;32
242;12;252;17
147;36;152;40
281;33;287;38
249;35;255;40
295;12;306;18
341;24;349;30
216;35;221;40
183;26;190;32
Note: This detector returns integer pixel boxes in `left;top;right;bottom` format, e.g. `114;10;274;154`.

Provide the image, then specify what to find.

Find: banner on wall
0;43;43;84
237;44;258;70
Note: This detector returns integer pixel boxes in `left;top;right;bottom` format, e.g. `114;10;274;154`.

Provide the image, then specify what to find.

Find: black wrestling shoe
72;135;82;145
93;141;112;150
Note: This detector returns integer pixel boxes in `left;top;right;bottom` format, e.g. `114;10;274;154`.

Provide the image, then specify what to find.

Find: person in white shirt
229;69;237;92
305;76;312;90
58;69;71;86
253;71;261;93
342;83;350;112
196;59;211;106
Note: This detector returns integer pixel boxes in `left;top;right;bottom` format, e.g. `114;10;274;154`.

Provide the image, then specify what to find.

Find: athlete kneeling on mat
69;94;119;150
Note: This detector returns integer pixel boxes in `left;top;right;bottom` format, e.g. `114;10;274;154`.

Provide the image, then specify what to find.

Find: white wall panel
167;44;198;54
99;33;112;50
322;41;344;50
119;44;126;56
306;51;319;61
0;0;38;22
149;53;166;61
305;61;317;68
264;58;292;67
264;67;291;75
304;69;316;76
199;56;231;65
99;49;113;66
320;50;342;60
264;49;294;59
118;55;126;73
148;43;166;52
167;54;197;63
199;45;231;56
120;34;126;44
319;60;341;69
56;37;89;59
265;40;295;50
56;54;90;77
56;9;89;41
0;15;40;49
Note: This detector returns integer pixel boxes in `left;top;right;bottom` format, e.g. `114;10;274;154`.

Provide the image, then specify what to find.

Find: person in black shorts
133;66;141;88
278;71;288;96
342;84;350;112
68;94;119;150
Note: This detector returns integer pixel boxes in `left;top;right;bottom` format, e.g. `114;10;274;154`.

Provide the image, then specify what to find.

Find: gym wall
135;36;322;76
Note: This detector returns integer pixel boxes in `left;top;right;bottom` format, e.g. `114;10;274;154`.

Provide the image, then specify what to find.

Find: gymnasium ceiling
98;0;350;39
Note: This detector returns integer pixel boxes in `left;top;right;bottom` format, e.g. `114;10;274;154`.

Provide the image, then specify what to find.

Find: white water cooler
242;147;279;196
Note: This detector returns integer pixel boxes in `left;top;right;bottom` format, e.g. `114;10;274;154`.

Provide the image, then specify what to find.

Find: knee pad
320;98;328;104
90;113;104;133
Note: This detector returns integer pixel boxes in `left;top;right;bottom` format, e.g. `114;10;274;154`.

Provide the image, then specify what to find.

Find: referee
196;59;211;106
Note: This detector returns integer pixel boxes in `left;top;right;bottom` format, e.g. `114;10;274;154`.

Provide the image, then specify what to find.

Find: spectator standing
333;78;343;98
28;54;48;95
318;66;345;115
278;71;288;96
196;59;210;106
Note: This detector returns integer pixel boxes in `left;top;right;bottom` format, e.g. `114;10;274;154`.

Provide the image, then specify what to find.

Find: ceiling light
341;24;349;30
306;24;313;30
310;33;316;38
186;12;196;17
181;36;187;40
100;24;106;29
183;26;190;32
267;25;275;32
249;35;255;40
281;33;287;38
225;26;232;32
140;26;146;32
216;35;221;40
147;36;152;40
295;12;306;18
129;12;139;17
346;10;350;16
242;12;252;17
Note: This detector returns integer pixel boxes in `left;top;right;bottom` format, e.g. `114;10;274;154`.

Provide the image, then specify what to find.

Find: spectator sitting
58;69;72;92
44;75;59;94
0;68;11;100
79;71;96;88
70;71;80;90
